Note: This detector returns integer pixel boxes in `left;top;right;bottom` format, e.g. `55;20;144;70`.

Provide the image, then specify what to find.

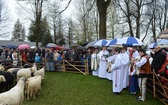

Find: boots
137;78;147;101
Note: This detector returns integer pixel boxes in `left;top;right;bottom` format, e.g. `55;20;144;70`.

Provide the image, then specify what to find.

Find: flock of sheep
0;63;45;105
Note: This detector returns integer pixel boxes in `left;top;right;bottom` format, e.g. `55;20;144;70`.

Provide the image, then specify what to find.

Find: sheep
0;72;15;92
0;102;9;105
0;65;5;72
27;75;42;100
25;76;39;95
7;68;20;73
7;68;21;80
0;75;5;83
17;68;32;81
30;63;37;77
0;77;25;105
31;63;37;72
33;67;45;79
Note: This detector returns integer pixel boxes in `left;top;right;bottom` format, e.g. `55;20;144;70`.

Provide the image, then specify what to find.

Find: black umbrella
82;42;89;46
76;46;87;50
6;45;17;49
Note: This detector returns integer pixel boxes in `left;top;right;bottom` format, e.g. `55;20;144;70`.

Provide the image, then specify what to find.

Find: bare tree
114;0;154;39
75;0;96;43
143;0;168;42
0;0;9;36
66;18;74;46
47;0;61;44
107;1;117;39
16;0;72;46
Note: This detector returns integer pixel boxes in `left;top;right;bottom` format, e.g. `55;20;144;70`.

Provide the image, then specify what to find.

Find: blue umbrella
46;43;57;48
106;38;121;46
6;45;17;49
116;37;144;46
148;43;157;49
85;41;97;48
157;39;168;45
94;39;109;46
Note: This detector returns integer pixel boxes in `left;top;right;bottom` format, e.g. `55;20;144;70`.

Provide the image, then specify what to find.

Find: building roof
0;40;41;47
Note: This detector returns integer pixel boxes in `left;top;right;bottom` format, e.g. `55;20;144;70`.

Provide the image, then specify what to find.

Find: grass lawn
23;72;163;105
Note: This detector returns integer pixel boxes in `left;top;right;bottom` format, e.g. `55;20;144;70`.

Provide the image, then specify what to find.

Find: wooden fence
54;60;89;75
147;69;168;105
1;59;90;75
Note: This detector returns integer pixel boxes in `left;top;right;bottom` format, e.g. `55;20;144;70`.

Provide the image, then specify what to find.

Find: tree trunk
35;0;43;47
54;22;57;44
36;15;40;47
136;15;140;38
152;0;157;42
99;11;106;39
97;0;111;39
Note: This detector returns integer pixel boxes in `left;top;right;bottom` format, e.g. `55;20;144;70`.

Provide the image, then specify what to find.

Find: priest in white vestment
121;46;130;89
91;49;99;76
111;48;123;94
98;46;109;78
107;49;117;81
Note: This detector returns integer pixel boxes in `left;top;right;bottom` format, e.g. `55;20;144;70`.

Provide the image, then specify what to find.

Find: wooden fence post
86;60;89;74
62;60;66;72
153;69;156;98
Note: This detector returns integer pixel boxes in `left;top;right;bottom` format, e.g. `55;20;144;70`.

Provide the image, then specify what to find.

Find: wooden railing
147;69;168;105
0;59;90;75
53;60;89;75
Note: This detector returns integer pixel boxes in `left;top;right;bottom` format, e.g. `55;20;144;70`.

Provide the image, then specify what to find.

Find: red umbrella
59;46;67;50
18;44;30;50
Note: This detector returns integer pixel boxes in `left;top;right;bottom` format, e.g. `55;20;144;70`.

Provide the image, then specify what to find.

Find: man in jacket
151;46;166;73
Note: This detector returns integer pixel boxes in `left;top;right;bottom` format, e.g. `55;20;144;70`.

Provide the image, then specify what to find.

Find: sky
1;0;74;40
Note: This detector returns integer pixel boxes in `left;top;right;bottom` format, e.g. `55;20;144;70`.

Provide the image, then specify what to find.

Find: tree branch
57;0;72;14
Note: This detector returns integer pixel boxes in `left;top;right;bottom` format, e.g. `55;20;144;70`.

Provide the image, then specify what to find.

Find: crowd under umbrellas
89;36;166;102
0;36;168;104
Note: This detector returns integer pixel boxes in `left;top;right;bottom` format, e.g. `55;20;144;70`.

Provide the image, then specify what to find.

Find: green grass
23;72;163;105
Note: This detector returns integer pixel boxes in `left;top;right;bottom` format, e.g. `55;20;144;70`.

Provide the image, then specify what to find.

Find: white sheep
25;75;39;94
33;67;45;79
30;63;37;73
0;102;9;105
0;77;25;105
17;68;32;81
0;75;5;83
27;75;42;100
7;68;19;73
0;65;5;72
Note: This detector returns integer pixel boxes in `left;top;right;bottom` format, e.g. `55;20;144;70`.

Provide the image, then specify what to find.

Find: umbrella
30;46;36;49
76;46;87;50
106;38;121;46
157;39;168;45
116;37;144;46
6;45;17;49
82;42;89;46
18;44;30;50
148;43;157;49
94;39;109;46
46;43;57;48
59;46;67;50
70;43;81;48
85;41;97;48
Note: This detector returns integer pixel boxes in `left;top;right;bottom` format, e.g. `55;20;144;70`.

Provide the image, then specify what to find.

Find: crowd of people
0;44;168;102
0;47;92;71
90;45;168;102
